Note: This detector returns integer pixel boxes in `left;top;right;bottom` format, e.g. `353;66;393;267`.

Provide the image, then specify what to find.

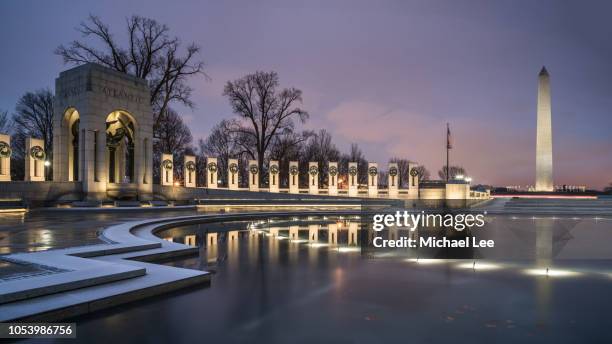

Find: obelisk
535;66;553;191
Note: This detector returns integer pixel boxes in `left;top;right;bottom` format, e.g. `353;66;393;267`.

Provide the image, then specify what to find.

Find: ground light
524;268;582;278
456;261;503;271
337;247;360;253
405;258;448;265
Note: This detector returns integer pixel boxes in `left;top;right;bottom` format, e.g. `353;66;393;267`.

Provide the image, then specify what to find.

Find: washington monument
535;66;553;191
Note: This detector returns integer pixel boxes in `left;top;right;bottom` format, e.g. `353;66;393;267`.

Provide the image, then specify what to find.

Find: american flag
447;123;452;149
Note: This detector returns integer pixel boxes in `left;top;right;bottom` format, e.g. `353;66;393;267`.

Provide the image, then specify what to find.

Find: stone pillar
269;160;279;193
408;162;420;199
25;137;46;181
328;223;338;245
82;128;108;200
308;224;319;242
184;155;196;187
348;162;358;197
388;163;399;198
289;161;299;194
228;159;239;190
328;162;338;196
206;157;218;189
308;162;319;195
161;153;173;186
248;160;259;191
368;162;378;197
0;134;11;181
228;230;239;242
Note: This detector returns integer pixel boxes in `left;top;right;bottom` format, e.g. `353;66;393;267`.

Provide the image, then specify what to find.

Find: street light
44;160;51;167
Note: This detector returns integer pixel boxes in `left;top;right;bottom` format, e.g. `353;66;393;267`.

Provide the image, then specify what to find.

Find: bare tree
301;129;340;186
223;71;309;183
438;165;466;180
340;144;368;185
55;15;206;130
378;170;389;188
0;110;12;133
199;120;248;187
153;108;193;183
388;157;411;187
11;89;54;180
268;130;312;187
413;165;430;181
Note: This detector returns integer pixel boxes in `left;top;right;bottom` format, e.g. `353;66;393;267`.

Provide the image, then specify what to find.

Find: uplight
524;268;581;278
456;261;502;271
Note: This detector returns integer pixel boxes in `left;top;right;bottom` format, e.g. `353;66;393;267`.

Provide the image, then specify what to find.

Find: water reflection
156;215;612;281
66;214;612;343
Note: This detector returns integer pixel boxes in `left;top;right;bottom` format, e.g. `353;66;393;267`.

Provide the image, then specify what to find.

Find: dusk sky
1;0;611;188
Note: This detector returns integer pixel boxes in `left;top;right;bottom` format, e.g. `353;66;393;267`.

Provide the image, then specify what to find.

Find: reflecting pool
45;214;612;344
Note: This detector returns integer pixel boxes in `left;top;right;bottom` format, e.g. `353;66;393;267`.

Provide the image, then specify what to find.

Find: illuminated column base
248;160;259;191
269;160;280;193
160;153;173;186
0;134;11;181
289;161;299;194
308;162;319;195
228;159;239;190
368;162;378;197
25;137;45;182
328;162;338;196
388;163;399;199
348;162;358;197
184;155;196;187
206;157;218;189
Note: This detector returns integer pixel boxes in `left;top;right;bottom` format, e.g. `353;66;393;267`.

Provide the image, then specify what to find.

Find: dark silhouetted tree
340;144;368;186
438;165;466;180
153;108;193;183
301;129;340;186
56;15;206;123
268;130;312;187
11;89;54;180
0;110;12;133
223;71;308;183
413;165;430;182
199;120;250;187
388;157;411;187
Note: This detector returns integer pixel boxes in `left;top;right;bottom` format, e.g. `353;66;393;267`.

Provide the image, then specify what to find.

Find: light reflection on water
63;215;603;342
16;214;612;343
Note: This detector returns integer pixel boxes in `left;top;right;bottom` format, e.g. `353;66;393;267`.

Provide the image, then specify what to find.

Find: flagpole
446;123;450;182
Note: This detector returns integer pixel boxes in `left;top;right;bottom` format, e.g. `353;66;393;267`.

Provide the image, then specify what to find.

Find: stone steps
0;198;26;212
0;263;208;322
0;263;145;305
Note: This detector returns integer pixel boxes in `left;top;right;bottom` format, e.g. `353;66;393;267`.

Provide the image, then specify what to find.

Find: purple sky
1;0;611;189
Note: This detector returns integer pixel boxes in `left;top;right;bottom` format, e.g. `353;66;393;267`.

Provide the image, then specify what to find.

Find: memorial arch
106;110;136;184
53;63;153;200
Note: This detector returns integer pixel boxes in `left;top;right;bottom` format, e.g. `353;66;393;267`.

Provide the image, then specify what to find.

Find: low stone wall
0;181;82;205
152;185;397;204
